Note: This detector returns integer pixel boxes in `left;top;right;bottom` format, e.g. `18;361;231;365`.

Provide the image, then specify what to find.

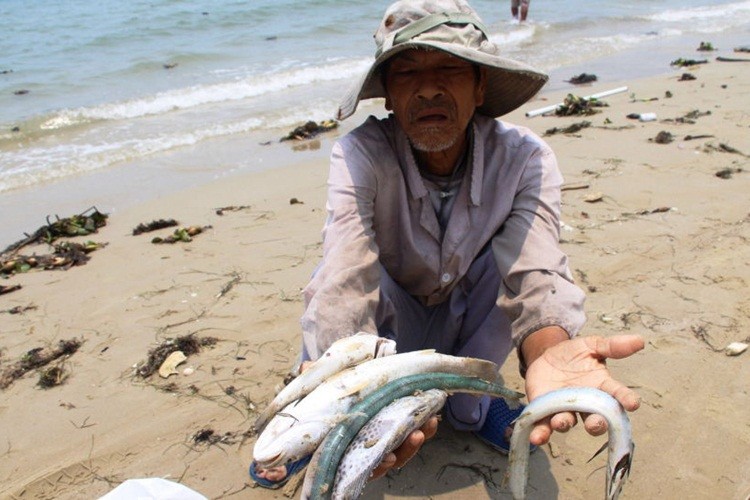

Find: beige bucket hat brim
337;1;548;120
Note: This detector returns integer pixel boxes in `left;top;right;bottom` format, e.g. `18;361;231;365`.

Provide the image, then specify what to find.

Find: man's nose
415;70;445;100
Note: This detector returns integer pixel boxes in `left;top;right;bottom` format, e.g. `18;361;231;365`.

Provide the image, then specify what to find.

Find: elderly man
251;0;643;489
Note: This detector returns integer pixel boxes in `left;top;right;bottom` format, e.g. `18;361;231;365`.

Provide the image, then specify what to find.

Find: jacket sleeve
300;138;382;360
491;142;587;358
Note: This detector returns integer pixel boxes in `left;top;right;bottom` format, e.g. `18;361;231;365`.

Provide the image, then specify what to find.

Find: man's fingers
549;411;577;433
589;334;645;360
369;453;396;480
529;416;553;445
392;429;424;469
421;416;439;440
369;420;436;482
599;377;641;411
582;413;608;436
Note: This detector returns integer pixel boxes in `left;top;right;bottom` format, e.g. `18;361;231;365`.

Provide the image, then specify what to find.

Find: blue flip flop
474;398;537;455
249;455;312;489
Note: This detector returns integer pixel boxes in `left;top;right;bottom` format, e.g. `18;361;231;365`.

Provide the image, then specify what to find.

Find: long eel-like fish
507;387;634;500
329;389;448;500
253;351;503;468
253;333;396;432
302;372;524;500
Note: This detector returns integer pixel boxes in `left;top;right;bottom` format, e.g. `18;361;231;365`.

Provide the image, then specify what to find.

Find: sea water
1;0;749;244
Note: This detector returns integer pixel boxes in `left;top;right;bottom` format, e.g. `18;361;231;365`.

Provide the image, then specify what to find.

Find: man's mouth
413;108;450;124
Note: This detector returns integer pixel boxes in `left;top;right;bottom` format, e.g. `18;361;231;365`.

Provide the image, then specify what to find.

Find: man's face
383;49;486;153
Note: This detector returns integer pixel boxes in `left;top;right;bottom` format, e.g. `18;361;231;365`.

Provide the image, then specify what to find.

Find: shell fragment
159;351;187;378
725;342;748;356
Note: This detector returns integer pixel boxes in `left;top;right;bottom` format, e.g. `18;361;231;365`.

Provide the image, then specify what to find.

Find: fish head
606;442;634;500
253;419;331;469
375;338;397;358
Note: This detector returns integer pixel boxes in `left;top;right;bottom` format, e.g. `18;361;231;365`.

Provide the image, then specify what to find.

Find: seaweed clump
132;219;179;235
1;207;108;257
38;365;68;389
151;226;208;244
670;58;708;67
555;94;608;117
0;338;83;390
566;73;598;84
280;119;338;141
544;121;592;136
1;241;106;276
136;334;218;378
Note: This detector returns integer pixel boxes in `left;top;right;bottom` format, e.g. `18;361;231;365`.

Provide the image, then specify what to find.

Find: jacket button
441;273;452;283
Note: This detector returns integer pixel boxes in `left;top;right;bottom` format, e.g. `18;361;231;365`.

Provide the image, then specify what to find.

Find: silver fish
253;333;396;432
253;350;500;468
330;389;447;500
302;372;524;500
508;387;634;500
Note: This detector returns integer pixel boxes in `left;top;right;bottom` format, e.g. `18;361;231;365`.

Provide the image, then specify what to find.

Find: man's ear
384;94;393;111
475;67;488;106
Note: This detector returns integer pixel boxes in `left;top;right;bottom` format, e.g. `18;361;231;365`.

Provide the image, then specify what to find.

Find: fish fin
586;441;608;463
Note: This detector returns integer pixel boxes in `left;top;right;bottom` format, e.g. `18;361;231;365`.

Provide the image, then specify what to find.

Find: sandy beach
1;44;749;500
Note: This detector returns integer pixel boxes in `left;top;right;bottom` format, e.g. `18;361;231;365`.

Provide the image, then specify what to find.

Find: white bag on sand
98;478;208;500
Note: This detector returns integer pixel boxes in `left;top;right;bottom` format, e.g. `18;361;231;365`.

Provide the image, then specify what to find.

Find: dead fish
252;351;500;469
508;387;634;500
302;372;524;500
253;333;396;432
330;389;447;500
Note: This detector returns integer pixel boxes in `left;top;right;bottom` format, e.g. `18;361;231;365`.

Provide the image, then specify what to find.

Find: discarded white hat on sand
337;0;548;120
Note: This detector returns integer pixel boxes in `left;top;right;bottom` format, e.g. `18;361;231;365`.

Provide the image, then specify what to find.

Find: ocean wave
0;92;348;193
36;57;371;131
646;0;750;23
488;21;539;47
0;117;266;193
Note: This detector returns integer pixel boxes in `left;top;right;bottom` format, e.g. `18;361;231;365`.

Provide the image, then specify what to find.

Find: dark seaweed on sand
652;131;674;144
0;339;82;390
670;58;708;67
38;365;68;389
0;284;22;295
554;94;608;117
1;241;106;275
136;334;218;378
544;121;592;136
1;207;108;258
566;73;598;84
280;119;338;141
132;219;179;235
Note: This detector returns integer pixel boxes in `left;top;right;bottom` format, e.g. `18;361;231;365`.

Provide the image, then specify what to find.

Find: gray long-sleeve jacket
301;113;586;360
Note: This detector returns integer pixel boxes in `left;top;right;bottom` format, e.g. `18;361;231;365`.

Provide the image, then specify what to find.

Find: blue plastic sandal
474;398;537;455
249;455;311;489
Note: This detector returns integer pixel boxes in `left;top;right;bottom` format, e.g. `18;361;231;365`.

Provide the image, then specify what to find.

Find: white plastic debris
99;478;207;500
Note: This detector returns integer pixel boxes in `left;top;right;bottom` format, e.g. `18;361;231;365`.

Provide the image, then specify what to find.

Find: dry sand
1;54;749;500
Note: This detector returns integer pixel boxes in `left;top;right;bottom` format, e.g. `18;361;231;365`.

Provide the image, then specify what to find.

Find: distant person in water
511;0;529;21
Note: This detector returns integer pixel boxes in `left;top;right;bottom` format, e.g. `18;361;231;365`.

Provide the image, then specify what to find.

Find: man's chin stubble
409;129;458;153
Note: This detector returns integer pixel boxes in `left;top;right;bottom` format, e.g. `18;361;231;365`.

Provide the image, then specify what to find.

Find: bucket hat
337;0;548;120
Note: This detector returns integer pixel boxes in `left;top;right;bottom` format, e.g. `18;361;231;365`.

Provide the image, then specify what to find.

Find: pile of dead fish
251;333;523;500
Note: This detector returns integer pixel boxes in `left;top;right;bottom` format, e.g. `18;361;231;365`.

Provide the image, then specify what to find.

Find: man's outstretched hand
523;332;645;446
